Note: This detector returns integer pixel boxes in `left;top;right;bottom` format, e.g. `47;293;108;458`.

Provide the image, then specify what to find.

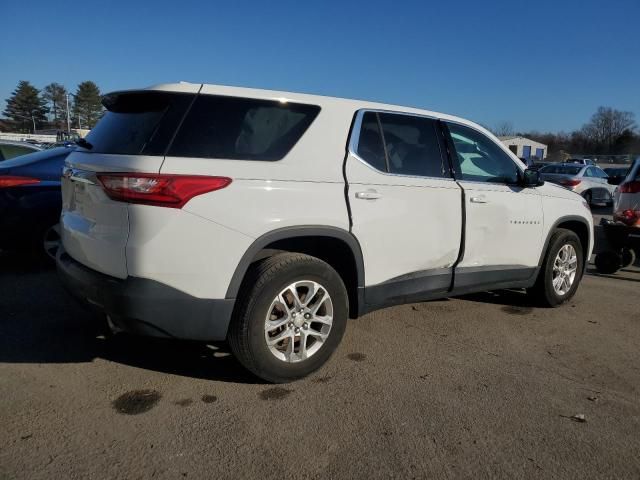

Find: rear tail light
0;176;41;188
96;173;232;208
618;181;640;194
614;209;640;226
560;179;581;187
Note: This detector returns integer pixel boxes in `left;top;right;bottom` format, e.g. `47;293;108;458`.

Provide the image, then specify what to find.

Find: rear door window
85;92;194;156
378;113;446;177
167;96;320;161
354;111;448;178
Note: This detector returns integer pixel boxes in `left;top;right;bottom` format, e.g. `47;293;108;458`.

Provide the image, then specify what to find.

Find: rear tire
595;250;621;274
528;228;584;307
583;191;592;206
42;224;61;262
228;252;348;383
621;248;636;268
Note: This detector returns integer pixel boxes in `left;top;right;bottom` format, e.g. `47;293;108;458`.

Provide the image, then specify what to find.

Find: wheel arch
226;226;365;318
538;216;591;271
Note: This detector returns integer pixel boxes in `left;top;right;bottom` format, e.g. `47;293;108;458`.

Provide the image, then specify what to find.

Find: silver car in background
539;163;616;206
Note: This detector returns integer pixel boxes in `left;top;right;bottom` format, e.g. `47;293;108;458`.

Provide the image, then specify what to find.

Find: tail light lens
560;179;581;187
0;176;41;188
614;209;640;226
618;181;640;194
96;173;232;208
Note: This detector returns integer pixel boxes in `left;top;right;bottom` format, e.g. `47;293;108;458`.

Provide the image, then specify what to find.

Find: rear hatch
539;165;583;187
539;173;574;185
61;87;199;278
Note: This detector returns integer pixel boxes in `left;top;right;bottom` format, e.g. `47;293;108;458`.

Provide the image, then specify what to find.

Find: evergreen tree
73;81;103;129
3;80;49;133
43;82;68;129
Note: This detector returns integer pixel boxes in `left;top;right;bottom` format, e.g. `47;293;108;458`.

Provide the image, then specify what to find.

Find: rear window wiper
75;138;93;150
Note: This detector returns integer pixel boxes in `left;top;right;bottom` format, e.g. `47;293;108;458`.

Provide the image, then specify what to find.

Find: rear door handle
470;196;488;204
355;190;382;200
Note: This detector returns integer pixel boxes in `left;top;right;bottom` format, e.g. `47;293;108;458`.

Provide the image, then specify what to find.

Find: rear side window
354;111;447;178
86;92;194;155
168;96;320;161
593;168;608;178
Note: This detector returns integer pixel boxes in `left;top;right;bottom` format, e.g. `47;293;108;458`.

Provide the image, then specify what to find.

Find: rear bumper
56;248;235;341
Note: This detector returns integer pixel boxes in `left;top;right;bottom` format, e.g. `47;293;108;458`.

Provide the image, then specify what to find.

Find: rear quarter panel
160;101;354;239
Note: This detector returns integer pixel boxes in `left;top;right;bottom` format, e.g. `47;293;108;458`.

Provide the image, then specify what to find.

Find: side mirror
521;169;544;187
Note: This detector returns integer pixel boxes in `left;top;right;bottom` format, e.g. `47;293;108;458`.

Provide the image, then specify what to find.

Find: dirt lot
1;215;639;479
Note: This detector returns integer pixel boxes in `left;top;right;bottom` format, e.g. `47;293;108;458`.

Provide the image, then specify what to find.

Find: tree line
1;80;104;133
3;79;638;158
493;107;639;158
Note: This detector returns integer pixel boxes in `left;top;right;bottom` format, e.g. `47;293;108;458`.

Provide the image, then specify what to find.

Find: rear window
167;95;320;161
354;111;447;178
540;165;582;175
0;144;38;161
85;92;194;155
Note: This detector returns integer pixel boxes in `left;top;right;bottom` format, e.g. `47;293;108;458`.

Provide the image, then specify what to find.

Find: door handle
470;196;488;204
355;190;382;200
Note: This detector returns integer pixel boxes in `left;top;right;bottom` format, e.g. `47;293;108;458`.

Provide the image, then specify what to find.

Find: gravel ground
1;212;639;479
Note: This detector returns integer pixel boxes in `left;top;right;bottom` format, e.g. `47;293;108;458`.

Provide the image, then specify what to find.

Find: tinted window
584;167;595;177
86;92;193;156
168;96;320;161
356;112;387;171
447;123;519;183
0;144;38;160
378;113;445;177
354;111;447;178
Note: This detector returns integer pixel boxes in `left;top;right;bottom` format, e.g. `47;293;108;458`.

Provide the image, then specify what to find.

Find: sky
2;0;639;133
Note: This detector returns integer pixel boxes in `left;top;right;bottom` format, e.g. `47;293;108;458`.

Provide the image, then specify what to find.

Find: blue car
0;147;74;259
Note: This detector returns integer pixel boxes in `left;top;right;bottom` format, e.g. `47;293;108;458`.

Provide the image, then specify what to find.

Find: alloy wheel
43;224;61;260
264;280;333;363
552;244;578;295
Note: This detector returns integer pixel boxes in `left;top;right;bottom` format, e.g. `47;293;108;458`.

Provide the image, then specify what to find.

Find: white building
499;136;547;160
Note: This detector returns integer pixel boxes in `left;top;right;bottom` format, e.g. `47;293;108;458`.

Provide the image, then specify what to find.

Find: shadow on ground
586;266;640;283
0;252;260;384
458;289;539;309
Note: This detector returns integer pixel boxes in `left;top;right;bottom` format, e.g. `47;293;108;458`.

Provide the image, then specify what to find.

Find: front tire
228;253;348;383
529;229;584;307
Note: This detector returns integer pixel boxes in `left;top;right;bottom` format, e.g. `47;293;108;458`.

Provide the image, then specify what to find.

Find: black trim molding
225;225;365;300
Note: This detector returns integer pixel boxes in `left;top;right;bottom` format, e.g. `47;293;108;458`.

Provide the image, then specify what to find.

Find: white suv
57;83;593;382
